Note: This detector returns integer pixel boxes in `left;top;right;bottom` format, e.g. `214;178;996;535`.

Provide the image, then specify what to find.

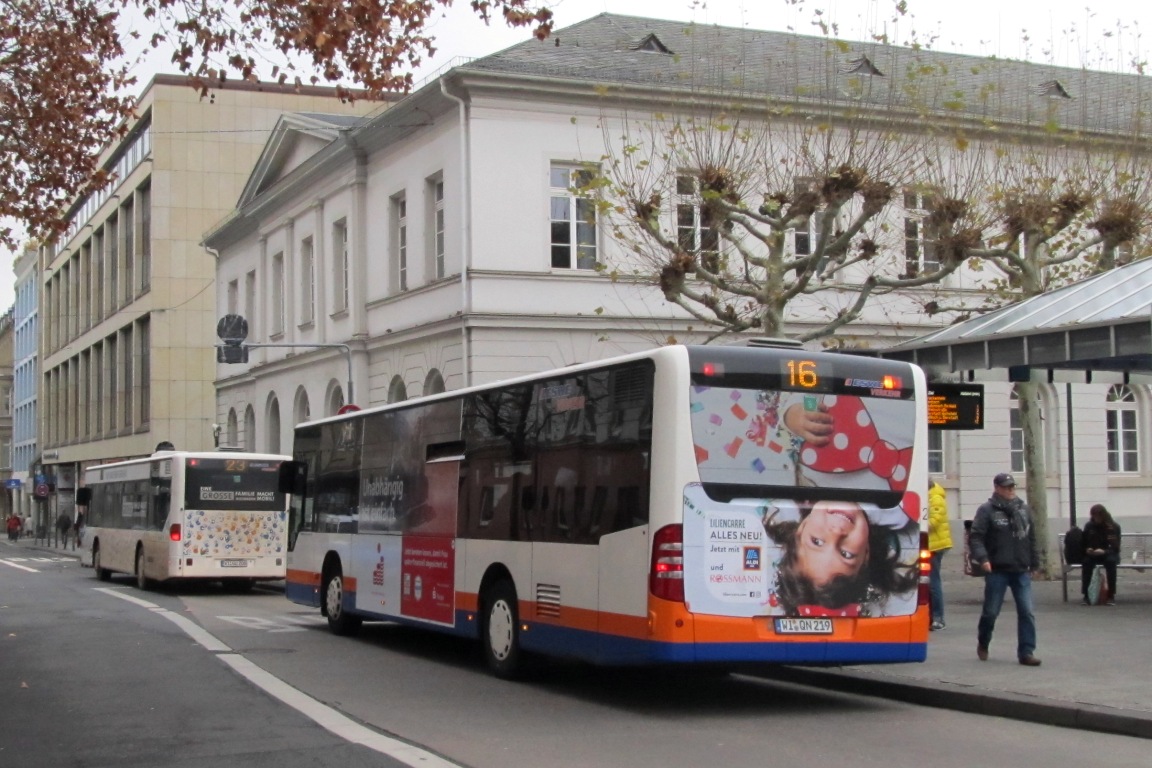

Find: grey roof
465;13;1150;135
877;258;1152;374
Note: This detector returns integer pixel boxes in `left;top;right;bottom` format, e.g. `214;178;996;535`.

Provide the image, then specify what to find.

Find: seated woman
1081;504;1121;605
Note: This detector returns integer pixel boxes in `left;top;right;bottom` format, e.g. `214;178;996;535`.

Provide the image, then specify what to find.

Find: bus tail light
918;531;930;606
650;524;684;602
169;524;182;542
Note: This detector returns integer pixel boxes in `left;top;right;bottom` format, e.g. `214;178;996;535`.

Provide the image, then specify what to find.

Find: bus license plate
220;559;249;568
774;618;833;635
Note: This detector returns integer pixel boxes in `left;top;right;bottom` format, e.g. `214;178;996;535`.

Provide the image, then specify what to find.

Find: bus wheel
134;549;150;591
482;580;522;679
323;568;362;637
92;547;111;581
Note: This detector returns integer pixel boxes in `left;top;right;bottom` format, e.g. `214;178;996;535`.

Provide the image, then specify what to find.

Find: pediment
237;113;360;207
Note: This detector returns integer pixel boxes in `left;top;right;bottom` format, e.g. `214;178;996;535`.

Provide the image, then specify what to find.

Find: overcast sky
3;0;1149;313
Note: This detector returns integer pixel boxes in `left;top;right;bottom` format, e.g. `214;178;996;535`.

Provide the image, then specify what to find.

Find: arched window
423;369;445;396
388;375;407;403
267;396;281;454
294;386;311;425
1106;385;1139;473
244;405;256;451
326;382;344;416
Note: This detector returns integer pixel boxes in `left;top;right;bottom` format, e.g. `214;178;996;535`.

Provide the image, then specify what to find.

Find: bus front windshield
185;458;285;511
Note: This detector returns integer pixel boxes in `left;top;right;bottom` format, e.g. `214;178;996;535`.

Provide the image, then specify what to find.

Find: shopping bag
1087;564;1109;605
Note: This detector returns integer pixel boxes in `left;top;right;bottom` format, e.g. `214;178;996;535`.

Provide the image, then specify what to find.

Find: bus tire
323;568;362;637
482;580;522;679
92;546;112;581
135;548;150;591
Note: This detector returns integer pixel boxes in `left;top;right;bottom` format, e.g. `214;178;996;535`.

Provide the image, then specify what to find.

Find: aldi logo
743;546;761;571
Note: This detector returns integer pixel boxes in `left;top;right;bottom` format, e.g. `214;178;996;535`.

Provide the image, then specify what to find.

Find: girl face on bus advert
795;501;870;584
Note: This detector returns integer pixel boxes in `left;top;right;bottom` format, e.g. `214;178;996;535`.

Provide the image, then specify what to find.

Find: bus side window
151;481;171;531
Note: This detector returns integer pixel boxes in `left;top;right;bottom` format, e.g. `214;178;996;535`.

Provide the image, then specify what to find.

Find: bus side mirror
278;461;307;495
76;488;92;506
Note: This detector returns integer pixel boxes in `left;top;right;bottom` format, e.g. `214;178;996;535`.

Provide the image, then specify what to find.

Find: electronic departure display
927;383;984;430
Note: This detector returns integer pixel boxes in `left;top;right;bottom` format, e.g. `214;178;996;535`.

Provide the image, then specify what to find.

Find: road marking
92;587;462;768
0;560;38;573
216;615;308;633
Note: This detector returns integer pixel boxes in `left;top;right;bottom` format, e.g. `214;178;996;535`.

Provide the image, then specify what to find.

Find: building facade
37;75;381;521
201;15;1152;536
12;245;39;530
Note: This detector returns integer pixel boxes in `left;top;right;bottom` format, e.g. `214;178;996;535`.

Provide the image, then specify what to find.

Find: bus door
396;453;460;626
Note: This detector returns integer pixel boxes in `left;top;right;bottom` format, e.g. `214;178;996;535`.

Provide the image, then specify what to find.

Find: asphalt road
4;549;1151;768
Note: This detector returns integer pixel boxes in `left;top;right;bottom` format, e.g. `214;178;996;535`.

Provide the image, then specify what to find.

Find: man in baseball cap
968;472;1041;666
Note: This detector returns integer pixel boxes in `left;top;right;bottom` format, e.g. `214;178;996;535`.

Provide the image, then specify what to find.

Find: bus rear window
690;386;916;494
185;458;286;511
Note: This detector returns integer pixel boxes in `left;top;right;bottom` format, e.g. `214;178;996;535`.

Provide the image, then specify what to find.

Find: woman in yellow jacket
928;481;953;630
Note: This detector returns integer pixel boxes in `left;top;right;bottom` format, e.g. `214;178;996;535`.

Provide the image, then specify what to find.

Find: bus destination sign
927;383;984;430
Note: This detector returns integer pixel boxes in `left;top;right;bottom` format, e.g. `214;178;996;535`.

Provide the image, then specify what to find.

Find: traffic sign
34;483;50;498
4;479;21;489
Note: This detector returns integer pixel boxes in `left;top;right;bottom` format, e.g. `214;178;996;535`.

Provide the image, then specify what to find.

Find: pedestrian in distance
928;479;952;630
1080;503;1120;606
72;511;86;551
6;513;20;541
968;472;1042;667
56;510;72;548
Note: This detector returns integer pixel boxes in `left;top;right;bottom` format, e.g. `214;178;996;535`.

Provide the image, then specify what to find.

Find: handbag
1087;564;1109;606
962;520;982;576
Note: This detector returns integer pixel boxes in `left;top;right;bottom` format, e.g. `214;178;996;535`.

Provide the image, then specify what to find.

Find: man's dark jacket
969;493;1040;573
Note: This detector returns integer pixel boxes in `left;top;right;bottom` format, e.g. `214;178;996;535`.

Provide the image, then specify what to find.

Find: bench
1057;531;1152;602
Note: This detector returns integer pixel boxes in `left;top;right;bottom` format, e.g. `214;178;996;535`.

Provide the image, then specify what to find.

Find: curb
756;666;1152;740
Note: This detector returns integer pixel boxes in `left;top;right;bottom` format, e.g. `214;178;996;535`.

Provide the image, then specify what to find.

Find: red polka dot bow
798;395;912;492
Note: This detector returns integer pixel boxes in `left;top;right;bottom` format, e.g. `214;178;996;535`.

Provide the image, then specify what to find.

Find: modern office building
37;75;381;522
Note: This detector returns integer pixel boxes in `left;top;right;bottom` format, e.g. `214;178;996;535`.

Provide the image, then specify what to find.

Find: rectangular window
108;212;119;310
122;325;133;430
271;251;285;336
927;429;944;475
138;317;150;425
333;219;349;311
227;279;239;317
122;198;134;307
674;173;720;268
903;190;940;278
550;164;598;270
393;195;408;291
245;271;257;340
300;237;315;324
1009;400;1025;474
428;178;446;280
139;183;151;293
107;334;118;432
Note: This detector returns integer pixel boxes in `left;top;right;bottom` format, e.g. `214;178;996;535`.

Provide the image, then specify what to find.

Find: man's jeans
929;550;946;622
977;570;1037;659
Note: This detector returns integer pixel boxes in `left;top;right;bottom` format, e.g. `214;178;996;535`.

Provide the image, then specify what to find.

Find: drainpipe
440;77;472;388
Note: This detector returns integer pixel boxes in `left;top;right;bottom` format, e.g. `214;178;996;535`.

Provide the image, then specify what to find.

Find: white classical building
205;14;1152;535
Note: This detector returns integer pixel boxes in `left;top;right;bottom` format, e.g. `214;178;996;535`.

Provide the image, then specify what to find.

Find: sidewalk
765;566;1152;739
8;536;1152;738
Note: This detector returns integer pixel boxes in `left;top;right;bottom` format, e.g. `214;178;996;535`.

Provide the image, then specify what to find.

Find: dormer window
634;34;673;55
1036;80;1072;99
841;55;884;76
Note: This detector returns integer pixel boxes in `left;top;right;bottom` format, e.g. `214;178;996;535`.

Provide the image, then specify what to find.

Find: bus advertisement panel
283;343;929;677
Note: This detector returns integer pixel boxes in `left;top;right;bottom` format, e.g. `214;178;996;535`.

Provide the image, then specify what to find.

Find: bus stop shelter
874;257;1152;524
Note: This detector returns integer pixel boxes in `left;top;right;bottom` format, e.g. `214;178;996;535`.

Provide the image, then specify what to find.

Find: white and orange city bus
281;341;930;677
80;451;291;590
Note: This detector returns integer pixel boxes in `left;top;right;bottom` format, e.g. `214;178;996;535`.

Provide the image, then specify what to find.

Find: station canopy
876;258;1152;377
